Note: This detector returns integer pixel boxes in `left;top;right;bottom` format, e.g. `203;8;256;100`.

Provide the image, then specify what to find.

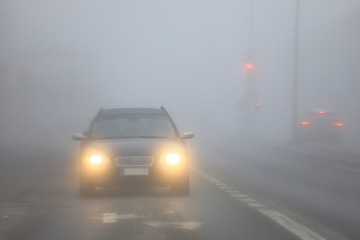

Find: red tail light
302;121;310;125
335;122;343;126
318;111;325;113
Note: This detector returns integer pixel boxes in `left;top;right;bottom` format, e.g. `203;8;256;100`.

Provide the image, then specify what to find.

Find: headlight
89;156;102;164
84;147;110;164
166;154;180;165
85;155;110;164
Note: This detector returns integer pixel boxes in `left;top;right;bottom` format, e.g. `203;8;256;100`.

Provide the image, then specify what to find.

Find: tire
171;173;189;195
79;179;95;197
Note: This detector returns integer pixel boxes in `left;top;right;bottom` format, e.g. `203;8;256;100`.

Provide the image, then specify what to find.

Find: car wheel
171;173;189;195
79;180;95;197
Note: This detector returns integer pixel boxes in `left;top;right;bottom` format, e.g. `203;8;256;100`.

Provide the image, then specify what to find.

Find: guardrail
233;138;360;171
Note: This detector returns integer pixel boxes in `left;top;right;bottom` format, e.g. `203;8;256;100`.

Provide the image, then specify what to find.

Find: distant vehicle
298;109;343;146
72;107;194;196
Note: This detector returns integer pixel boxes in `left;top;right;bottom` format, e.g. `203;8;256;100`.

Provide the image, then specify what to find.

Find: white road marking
230;194;247;198
248;203;266;208
145;222;203;230
196;169;327;240
209;181;221;183
226;190;239;193
101;213;146;223
258;209;326;240
205;178;218;180
103;213;118;222
238;198;256;203
163;211;175;215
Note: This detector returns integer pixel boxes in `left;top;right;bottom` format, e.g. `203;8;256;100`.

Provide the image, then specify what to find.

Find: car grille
115;156;154;166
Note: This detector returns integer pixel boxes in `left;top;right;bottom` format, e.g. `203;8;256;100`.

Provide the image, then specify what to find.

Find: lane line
226;190;240;193
194;170;327;240
248;203;266;208
258;209;326;240
144;222;203;230
205;178;218;180
230;194;247;198
101;213;147;223
238;198;256;203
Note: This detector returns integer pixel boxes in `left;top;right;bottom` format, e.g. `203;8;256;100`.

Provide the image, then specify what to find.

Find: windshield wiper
91;136;174;140
91;136;133;139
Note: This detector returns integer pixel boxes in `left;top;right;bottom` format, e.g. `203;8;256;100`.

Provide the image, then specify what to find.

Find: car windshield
91;115;176;139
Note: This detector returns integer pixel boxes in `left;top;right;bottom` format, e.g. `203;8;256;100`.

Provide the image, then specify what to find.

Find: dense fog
1;0;360;147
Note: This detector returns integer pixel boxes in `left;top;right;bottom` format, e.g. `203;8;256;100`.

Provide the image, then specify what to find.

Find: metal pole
249;0;254;49
292;0;300;141
248;0;256;137
251;80;256;137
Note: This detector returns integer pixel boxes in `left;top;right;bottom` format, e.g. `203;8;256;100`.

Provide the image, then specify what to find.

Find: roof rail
160;106;168;115
97;107;103;116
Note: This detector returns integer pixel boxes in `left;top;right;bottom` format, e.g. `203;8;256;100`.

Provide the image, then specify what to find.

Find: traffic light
255;102;260;113
20;68;30;84
243;49;257;78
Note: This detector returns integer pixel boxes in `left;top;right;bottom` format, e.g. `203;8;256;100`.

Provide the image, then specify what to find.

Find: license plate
121;168;149;176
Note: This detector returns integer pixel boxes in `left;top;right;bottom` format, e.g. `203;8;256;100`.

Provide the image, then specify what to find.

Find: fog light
166;154;180;164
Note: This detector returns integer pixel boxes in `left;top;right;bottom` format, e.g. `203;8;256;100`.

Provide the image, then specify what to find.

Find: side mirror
72;133;86;141
182;132;194;139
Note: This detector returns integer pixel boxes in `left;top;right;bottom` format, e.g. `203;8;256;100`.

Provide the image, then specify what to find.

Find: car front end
79;139;189;189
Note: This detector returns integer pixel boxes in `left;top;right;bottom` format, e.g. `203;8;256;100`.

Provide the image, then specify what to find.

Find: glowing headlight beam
90;156;102;164
166;154;180;165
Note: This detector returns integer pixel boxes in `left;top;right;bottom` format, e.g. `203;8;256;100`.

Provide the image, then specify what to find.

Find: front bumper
298;127;342;142
80;163;188;188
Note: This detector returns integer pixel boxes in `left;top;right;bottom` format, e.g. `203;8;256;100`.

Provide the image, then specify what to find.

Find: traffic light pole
242;0;257;138
292;0;300;141
244;62;257;138
250;79;257;137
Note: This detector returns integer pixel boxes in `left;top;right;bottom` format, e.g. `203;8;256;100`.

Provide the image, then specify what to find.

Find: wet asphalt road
1;140;360;240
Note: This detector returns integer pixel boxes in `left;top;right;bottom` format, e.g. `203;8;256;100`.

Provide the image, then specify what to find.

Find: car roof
99;108;166;116
309;109;330;113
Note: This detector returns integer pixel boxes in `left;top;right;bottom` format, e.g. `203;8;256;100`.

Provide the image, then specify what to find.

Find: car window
306;112;337;123
91;115;176;139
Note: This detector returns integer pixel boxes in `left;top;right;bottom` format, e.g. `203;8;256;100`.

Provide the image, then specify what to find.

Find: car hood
86;138;184;159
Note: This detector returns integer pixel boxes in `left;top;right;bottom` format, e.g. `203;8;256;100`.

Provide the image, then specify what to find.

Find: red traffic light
246;63;253;69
